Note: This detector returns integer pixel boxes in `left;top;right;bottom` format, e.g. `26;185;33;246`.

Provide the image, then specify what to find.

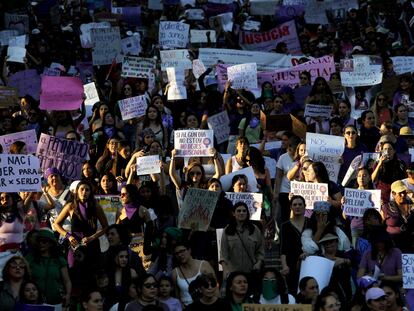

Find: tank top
119;208;145;234
175;260;203;306
231;156;243;172
0;212;24;246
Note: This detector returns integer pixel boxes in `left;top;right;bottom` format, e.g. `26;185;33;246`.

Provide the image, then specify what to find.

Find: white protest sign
225;192;262;220
0;130;38;154
159;21;190;49
342;155;362;187
306;133;344;182
174;130;214;157
0;155;41;192
91;27;122;66
304;0;329;25
214;13;233;32
160;49;192;71
83;82;100;117
220;166;259;192
340;56;383;87
192;59;207;79
243;20;261;32
250;141;282;150
178;188;220;231
185;9;205;21
402;254;414;289
8;35;27;47
122;56;156;78
80;22;111;48
362;152;380;167
390;57;414;75
199;48;296;71
136;155;161;175
118;95;148;120
304;104;333;119
190;30;216;43
298;256;334;293
249;0;278;15
227;63;258;89
343;188;381;217
168;84;187;101
121;35;141;56
7;46;26;63
0;30;19;46
167;67;185;84
291;181;329;210
207;111;230;144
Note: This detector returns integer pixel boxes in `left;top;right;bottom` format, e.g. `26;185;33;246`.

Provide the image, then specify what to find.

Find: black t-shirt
185;298;231;311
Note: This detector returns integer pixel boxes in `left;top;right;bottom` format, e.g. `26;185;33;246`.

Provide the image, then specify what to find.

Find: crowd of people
2;0;414;310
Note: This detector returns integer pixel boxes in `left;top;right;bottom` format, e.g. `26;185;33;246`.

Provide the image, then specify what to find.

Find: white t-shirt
276;152;295;193
259;294;296;304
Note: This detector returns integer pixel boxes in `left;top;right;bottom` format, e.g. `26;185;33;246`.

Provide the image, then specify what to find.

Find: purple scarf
124;203;138;220
79;202;88;220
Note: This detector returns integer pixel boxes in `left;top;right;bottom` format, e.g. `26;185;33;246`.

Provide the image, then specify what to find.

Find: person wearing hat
25;228;72;308
357;228;402;284
401;162;414;199
318;233;352;310
365;287;387;311
381;180;414;252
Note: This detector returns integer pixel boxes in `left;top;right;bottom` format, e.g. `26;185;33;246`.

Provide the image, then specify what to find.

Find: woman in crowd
81;161;99;193
314;289;341;311
371;92;393;127
95;137;127;179
80;289;104;311
238;102;264;144
97;172;119;195
224;271;252;310
359;110;381;152
186;274;229;310
296;277;319;306
0;256;31;311
220;202;264;276
380;280;408;311
280;195;310;294
337;99;357;127
259;267;296;304
25;228;72;308
225;136;249;174
54;181;109;267
89;102;110;133
15;280;44;308
392;103;414;132
136;105;168;149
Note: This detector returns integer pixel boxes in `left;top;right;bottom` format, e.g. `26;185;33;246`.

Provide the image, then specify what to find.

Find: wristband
65;232;72;240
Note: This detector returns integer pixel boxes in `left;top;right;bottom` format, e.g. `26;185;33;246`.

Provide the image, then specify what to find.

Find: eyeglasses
189;171;202;176
120;193;128;197
345;131;357;135
143;283;158;289
10;263;26;269
202;282;217;289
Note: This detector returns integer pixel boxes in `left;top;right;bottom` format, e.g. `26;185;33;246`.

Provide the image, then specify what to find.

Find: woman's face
108;139;119;154
149;142;162;155
322;295;340;311
104;113;114;125
0;192;12;207
8;259;26;280
376;95;387;107
299;74;310;86
47;174;61;187
120;188;130;204
306;164;316;182
236;140;248;155
400;79;412;91
107;228;121;246
115;250;128;268
298;144;306;157
83;292;104;311
301;162;311;181
230;275;248;296
158;279;172;298
139;187;152;201
141;277;158;301
316;80;326;91
201;279;217;299
233;205;248;222
188;167;203;183
397;105;408;120
382;143;395;159
208;181;221;192
382;286;397;309
291;198;305;217
99;105;109;119
344;126;357;142
143;134;155;145
100;175;113;192
23;283;39;303
273;97;284;112
330;122;342;136
153;98;164;111
234;178;247;192
147;107;158;120
251;103;261;115
357;169;370;188
362;112;375;128
77;184;91;202
186;115;199;128
123;84;132;96
368;296;387;311
338;103;349;117
301;278;319;301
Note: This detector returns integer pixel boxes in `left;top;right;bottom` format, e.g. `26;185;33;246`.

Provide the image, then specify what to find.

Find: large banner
343;188;381;217
178;188;220;231
174;130;214;157
118;95;148;120
91;27;122;65
291;181;329;210
242;305;311;311
239;20;301;54
225;192;262;220
159;21;190;49
0;154;41;192
36;134;89;180
0;130;38;154
306;133;344;182
40;76;84;111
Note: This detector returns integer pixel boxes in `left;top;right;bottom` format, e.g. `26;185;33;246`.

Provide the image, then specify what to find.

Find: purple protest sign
36;133;89;180
40;76;84;111
8;69;41;100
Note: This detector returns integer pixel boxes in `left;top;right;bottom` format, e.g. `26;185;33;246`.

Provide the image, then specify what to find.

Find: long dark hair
19;280;43;304
98;172;118;195
122;184;141;206
225;202;255;235
225;271;249;302
310;162;330;183
143;104;165;130
70;181;98;230
246;147;265;174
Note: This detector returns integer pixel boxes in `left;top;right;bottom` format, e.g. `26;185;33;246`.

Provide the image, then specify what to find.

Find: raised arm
169;149;182;189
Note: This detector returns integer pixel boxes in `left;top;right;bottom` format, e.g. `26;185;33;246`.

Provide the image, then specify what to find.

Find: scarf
124;203;138;219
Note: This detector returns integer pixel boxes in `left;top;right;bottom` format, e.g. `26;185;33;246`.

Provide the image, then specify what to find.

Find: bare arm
169;149;181;189
81;204;109;244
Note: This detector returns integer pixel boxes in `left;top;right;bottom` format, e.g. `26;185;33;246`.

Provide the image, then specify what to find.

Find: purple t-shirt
359;247;402;276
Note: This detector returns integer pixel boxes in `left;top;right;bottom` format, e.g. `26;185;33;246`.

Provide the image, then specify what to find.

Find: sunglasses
189;171;202;176
120;193;128;197
143;283;158;289
345;131;357;135
202;282;217;289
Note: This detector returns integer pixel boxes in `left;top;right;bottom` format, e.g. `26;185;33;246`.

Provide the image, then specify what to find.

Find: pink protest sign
40;76;84;111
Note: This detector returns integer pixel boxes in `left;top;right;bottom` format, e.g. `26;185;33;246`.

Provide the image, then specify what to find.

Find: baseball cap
365;287;386;302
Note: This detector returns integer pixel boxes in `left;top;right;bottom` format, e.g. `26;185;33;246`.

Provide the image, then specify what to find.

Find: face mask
263;89;273;98
262;280;278;300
